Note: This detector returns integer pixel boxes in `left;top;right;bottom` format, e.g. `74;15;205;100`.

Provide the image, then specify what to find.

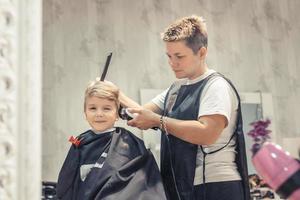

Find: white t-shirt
151;69;241;185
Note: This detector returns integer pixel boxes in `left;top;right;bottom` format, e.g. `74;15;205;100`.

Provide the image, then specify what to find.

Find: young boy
56;80;166;200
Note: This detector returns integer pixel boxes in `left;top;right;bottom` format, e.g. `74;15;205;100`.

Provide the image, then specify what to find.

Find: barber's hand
126;108;159;130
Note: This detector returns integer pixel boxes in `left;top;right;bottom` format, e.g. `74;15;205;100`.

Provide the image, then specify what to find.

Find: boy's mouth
95;121;106;123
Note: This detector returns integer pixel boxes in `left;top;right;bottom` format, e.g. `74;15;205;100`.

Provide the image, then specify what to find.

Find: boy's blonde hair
84;80;120;111
161;15;208;53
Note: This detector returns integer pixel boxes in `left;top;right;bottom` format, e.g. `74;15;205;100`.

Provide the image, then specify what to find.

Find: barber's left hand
126;108;159;130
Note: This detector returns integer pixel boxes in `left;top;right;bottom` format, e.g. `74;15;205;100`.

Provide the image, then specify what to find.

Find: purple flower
247;119;271;156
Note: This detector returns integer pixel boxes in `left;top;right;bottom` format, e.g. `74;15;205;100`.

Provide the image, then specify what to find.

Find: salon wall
42;0;300;181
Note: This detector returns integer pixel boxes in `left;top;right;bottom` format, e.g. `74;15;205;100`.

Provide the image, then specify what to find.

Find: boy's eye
104;107;112;111
89;107;96;110
176;55;184;59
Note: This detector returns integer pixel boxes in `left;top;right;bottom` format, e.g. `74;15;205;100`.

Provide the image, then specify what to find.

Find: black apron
160;73;250;200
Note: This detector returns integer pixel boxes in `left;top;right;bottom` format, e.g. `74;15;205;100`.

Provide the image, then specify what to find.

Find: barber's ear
198;47;207;58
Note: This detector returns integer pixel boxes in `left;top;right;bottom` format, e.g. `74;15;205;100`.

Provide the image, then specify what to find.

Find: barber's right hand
126;108;160;130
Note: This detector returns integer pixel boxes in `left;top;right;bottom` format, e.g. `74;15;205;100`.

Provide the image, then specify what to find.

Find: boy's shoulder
72;129;111;147
112;127;148;154
114;127;143;142
69;127;147;153
76;129;93;140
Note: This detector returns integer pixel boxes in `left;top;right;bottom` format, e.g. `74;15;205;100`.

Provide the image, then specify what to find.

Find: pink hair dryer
252;142;300;199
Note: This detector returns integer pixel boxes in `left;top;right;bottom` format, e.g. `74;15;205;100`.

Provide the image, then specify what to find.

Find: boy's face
165;41;206;80
85;96;118;133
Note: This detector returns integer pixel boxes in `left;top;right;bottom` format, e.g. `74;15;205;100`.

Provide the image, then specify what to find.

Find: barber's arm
119;91;162;113
118;90;141;108
127;107;227;145
103;80;140;108
105;81;162;114
159;114;227;145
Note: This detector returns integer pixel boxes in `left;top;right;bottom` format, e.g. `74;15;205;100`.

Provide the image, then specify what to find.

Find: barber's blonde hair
84;80;120;111
161;15;208;53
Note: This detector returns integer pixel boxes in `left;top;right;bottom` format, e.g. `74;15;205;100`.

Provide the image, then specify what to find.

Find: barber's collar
185;69;215;85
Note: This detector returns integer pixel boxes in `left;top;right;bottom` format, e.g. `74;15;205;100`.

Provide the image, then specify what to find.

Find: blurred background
42;0;300;181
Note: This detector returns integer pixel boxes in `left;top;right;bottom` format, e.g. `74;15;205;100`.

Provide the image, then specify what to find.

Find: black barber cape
57;127;167;200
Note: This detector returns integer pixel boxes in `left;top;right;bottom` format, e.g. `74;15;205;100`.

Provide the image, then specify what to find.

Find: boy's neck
92;127;115;134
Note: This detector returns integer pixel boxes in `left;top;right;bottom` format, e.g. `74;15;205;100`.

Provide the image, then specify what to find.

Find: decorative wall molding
17;0;42;199
0;1;17;199
1;0;42;199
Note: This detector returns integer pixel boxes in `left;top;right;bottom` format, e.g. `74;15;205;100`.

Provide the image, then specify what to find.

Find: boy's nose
95;111;104;117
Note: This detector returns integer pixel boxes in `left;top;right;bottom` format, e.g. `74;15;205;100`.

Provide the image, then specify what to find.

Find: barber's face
165;41;205;80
